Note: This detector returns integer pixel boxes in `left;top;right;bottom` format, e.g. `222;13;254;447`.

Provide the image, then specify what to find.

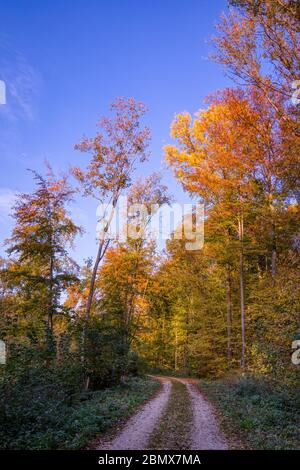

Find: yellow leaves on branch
164;88;275;203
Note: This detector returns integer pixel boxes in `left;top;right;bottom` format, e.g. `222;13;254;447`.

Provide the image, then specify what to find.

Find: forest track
174;377;228;450
96;376;228;450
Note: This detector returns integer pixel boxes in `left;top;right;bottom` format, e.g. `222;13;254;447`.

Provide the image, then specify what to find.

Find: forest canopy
0;0;299;452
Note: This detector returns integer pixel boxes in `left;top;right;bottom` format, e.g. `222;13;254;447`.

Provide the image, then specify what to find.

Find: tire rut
97;377;171;450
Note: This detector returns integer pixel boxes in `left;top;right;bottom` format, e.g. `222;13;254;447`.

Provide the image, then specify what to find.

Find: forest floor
96;376;228;450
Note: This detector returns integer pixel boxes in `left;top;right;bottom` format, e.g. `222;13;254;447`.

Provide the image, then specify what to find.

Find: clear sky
0;0;230;263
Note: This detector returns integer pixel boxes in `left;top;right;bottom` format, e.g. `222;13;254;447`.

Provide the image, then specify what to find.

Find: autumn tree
73;97;150;324
213;0;300;194
164;89;260;366
143;235;234;376
165;83;300;366
97;173;171;353
213;0;300;118
3;167;80;349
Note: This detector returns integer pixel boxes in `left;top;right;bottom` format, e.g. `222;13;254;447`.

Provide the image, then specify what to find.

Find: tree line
0;0;299;398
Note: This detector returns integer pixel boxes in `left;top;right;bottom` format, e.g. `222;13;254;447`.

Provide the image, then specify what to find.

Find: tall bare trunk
85;238;106;322
47;206;54;335
83;238;109;390
160;314;165;368
184;302;190;375
48;253;54;332
174;329;178;371
238;214;246;369
271;248;277;279
271;220;277;280
85;190;120;322
83;192;119;390
85;191;120;323
46;212;55;365
226;265;233;362
269;195;277;280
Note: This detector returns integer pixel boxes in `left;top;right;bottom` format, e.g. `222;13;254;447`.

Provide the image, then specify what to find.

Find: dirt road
97;376;228;450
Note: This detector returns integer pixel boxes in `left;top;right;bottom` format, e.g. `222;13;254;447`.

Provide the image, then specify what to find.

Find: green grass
147;380;193;450
199;375;300;450
0;376;160;450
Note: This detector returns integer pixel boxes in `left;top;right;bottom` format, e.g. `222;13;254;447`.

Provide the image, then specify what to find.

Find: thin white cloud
0;188;18;223
0;40;42;121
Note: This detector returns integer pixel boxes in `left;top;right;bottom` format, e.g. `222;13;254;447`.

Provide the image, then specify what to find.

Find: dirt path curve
97;377;172;450
97;376;228;450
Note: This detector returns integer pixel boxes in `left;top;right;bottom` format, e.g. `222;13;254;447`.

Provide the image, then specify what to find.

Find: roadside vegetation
0;370;159;450
200;375;300;450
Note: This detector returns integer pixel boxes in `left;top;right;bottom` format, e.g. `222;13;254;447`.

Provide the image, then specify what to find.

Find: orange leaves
165;89;262;205
72;97;150;201
170;112;192;141
71;166;85;184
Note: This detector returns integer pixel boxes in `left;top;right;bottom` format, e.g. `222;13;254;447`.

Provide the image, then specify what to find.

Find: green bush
0;360;159;450
0;336;159;450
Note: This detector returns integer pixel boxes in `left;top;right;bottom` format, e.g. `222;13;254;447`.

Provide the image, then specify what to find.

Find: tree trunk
83;238;109;390
85;238;107;322
83;192;119;390
271;220;277;281
160;314;165;368
238;214;246;369
46;209;55;363
184;304;190;375
269;196;277;281
226;265;233;362
174;329;178;371
271;248;277;279
85;191;119;322
48;251;54;332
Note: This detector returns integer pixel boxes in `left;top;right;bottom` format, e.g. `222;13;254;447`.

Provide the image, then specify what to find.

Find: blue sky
0;0;230;263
